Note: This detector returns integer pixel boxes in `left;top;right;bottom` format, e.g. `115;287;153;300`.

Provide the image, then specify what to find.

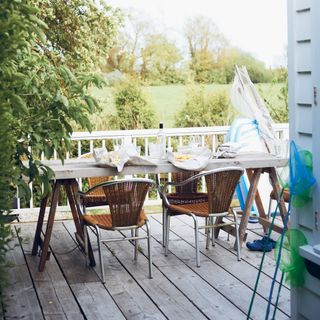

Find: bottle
157;122;166;159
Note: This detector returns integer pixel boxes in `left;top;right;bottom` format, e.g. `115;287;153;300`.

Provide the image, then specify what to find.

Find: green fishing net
275;229;308;287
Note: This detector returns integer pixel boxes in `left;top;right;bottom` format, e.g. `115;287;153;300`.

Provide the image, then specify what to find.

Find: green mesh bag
275;229;308;287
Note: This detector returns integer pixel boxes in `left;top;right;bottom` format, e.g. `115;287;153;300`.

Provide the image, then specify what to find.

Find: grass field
90;83;285;128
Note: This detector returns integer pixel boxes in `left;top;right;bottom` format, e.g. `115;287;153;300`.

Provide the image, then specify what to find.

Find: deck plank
19;224;85;320
79;224;211;320
149;215;290;319
4;214;291;320
63;221;166;320
2;229;43;319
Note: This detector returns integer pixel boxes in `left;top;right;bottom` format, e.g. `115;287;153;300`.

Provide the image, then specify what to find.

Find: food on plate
175;153;191;161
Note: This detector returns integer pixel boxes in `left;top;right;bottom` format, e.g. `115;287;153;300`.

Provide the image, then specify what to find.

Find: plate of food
167;148;211;171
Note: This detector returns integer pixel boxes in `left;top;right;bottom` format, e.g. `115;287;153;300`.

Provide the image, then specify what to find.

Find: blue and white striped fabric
228;118;266;218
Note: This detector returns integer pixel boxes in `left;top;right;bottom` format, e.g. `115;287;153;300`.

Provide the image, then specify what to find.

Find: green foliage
174;86;234;127
141;34;182;84
31;0;123;72
261;80;289;123
112;80;157;129
0;0;121;301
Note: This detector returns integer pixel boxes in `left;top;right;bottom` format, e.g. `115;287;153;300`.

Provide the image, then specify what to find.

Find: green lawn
91;83;285;128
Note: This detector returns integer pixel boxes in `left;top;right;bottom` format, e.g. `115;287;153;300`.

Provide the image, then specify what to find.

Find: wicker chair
79;179;155;283
80;153;111;209
158;171;208;246
160;167;244;267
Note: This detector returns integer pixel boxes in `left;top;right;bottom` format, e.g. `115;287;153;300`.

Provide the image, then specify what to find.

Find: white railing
14;124;289;216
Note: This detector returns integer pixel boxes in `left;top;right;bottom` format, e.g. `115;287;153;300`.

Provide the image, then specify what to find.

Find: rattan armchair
78;179;155;283
160;167;244;267
79;153;111;210
158;171;208;246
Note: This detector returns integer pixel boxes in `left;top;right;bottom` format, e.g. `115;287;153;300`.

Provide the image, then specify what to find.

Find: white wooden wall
288;0;320;318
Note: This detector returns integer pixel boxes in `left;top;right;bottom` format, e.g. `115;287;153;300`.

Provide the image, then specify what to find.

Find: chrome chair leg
145;220;153;279
134;228;139;260
205;217;210;249
84;225;89;266
95;226;105;283
165;214;171;256
162;206;167;247
211;216;215;247
191;214;200;267
232;209;241;261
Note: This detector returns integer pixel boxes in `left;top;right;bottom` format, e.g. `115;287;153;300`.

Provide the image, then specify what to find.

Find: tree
184;15;228;83
31;0;122;72
0;0;120;300
141;34;182;84
174;87;234;127
105;9;152;75
220;47;272;83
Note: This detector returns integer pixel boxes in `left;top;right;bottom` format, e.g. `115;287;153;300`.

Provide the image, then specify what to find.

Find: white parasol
230;65;277;153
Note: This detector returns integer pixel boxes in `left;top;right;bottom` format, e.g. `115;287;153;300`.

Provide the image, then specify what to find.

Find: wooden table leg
32;196;48;255
246;169;268;234
39;181;61;271
269;167;288;227
237;168;262;248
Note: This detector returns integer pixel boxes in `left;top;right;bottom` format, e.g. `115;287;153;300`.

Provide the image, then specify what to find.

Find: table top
43;153;288;180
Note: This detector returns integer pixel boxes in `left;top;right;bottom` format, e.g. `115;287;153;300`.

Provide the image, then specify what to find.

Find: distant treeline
102;13;287;85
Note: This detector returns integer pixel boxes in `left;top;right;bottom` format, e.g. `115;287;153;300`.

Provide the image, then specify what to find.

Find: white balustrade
14;124;289;215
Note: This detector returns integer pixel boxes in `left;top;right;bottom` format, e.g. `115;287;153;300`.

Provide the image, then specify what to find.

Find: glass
274;139;289;158
188;136;201;148
148;143;162;158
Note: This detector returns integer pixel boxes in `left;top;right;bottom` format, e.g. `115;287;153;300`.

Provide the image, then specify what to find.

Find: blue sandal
246;236;276;252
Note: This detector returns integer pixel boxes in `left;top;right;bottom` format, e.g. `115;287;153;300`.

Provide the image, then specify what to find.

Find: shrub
112;80;157;129
174;86;235;127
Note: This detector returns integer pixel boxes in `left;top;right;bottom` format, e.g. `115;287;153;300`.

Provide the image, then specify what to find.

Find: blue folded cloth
246;236;277;252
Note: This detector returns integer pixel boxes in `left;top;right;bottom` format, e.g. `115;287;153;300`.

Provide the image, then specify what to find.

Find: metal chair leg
191;214;200;267
211;216;215;247
145;220;153;279
134;228;139;260
84;225;89;266
162;206;167;247
205;217;210;249
232;209;241;261
95;226;105;283
165;214;171;256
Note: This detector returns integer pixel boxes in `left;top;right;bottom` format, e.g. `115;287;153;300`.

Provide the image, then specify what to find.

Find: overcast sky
107;0;288;67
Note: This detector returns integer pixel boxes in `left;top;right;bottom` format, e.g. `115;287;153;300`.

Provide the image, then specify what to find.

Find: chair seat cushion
167;202;210;217
83;210;147;229
270;188;290;202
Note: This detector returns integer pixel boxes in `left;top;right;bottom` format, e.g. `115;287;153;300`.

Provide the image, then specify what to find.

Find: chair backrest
101;179;154;227
204;167;244;213
81;153;111;196
171;171;200;194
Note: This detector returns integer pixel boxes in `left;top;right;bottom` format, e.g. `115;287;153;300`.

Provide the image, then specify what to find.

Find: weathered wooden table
32;153;288;271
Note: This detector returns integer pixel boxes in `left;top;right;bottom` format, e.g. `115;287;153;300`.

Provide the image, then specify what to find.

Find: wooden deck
2;213;290;319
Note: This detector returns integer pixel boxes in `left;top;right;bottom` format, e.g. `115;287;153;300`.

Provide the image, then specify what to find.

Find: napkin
93;148;129;172
214;142;240;158
93;144;157;172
